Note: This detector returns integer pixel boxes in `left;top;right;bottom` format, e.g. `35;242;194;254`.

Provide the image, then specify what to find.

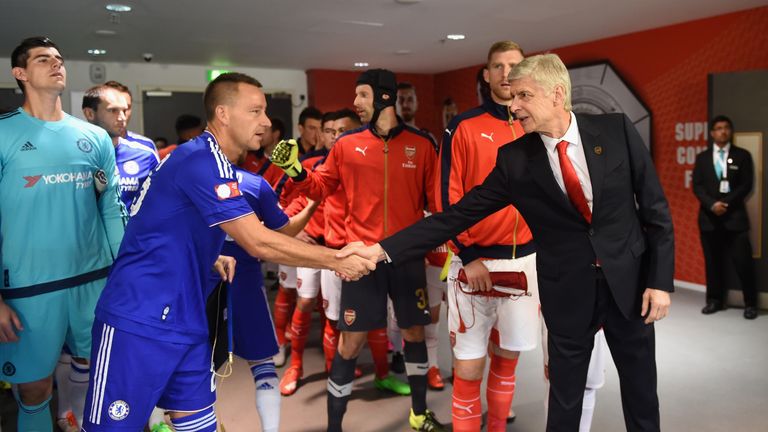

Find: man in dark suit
692;116;757;319
339;53;674;432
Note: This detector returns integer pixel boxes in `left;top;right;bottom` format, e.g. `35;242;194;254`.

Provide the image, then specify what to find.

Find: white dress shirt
539;112;594;212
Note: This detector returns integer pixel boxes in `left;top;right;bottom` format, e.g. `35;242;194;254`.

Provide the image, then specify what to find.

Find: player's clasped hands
333;241;382;281
333;254;376;282
336;241;385;263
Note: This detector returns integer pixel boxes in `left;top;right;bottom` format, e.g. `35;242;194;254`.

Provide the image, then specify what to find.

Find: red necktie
556;140;592;224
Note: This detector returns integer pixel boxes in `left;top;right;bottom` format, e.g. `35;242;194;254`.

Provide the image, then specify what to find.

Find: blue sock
170;405;217;432
17;393;53;432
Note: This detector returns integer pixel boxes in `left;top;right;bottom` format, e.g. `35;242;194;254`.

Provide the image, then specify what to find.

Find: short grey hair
508;53;571;111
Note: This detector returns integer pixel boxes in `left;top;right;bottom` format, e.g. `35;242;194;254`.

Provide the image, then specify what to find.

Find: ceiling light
446;34;466;40
95;29;117;36
87;49;107;55
354;62;369;67
105;4;132;12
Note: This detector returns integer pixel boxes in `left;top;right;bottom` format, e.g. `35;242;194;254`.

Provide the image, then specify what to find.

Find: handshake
332;241;387;281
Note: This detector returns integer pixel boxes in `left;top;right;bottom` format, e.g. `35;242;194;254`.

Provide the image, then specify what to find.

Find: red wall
552;7;768;284
308;6;768;284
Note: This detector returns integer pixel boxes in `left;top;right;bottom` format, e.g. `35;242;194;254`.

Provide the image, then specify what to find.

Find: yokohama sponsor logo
23;175;42;188
24;171;93;188
42;171;93;185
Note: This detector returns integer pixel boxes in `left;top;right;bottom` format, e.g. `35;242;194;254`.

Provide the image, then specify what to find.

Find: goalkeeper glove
272;139;304;178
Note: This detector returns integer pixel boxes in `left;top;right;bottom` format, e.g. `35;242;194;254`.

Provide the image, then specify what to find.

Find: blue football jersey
115;131;159;208
237;167;288;230
220;167;289;361
221;167;289;263
125;131;158;153
96;131;253;344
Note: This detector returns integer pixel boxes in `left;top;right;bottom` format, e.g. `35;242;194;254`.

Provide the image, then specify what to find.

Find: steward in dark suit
340;54;674;432
692;115;757;319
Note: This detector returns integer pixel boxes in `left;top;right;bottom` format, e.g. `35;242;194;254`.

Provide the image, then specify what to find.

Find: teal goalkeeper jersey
0;108;126;294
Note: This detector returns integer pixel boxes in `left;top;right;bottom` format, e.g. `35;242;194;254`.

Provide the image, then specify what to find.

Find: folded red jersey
455;269;528;298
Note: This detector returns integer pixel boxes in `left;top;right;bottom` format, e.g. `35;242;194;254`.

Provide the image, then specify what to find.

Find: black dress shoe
744;307;758;320
701;302;724;314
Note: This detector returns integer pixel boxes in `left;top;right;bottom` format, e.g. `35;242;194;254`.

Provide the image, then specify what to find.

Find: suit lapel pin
594;146;603;155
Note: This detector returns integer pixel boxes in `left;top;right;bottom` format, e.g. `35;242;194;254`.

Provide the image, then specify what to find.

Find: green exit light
207;69;231;82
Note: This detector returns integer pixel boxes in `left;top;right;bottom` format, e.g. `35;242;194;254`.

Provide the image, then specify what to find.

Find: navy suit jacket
381;113;674;336
692;144;754;232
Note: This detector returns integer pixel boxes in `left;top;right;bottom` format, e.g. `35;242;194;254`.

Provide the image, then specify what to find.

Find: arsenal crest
404;145;416;161
344;309;356;326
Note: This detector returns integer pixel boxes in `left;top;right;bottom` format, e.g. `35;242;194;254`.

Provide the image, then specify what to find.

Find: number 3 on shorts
415;288;427;310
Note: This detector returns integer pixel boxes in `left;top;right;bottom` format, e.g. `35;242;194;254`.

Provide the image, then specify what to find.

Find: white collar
714;142;731;153
540;111;579;153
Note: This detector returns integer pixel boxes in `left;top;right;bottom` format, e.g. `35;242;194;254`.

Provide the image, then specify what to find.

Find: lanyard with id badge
716;150;731;194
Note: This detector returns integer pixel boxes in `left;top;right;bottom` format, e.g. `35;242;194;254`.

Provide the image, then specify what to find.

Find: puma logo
452;402;474;414
480;132;494;142
445;128;454;136
355;146;368;156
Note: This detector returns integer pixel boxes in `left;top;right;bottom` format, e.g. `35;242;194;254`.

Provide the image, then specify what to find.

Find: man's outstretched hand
337;241;386;264
272;139;304;178
333;252;377;281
